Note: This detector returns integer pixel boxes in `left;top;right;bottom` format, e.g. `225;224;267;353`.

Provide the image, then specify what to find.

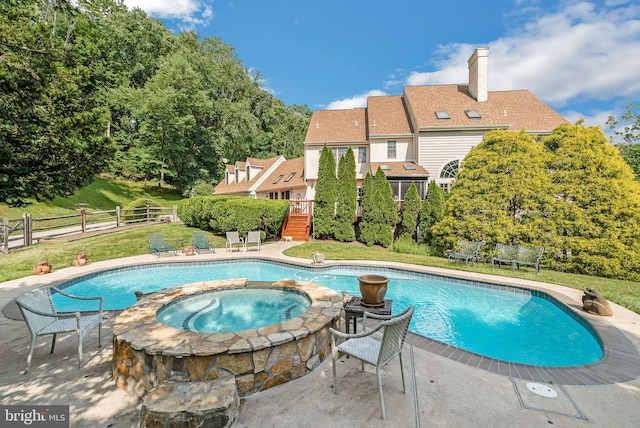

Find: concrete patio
1;241;639;427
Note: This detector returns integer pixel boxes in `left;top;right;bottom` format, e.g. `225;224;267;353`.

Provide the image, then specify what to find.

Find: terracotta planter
358;274;389;307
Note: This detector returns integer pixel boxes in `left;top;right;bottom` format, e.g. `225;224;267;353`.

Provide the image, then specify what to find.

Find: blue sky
124;0;640;133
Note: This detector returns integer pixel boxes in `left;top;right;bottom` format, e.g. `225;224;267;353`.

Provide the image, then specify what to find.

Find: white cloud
123;0;213;25
406;2;640;108
325;90;388;110
563;108;613;128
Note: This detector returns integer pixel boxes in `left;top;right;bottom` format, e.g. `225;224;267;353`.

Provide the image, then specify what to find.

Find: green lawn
1;226;639;315
0;223;223;281
0;177;182;219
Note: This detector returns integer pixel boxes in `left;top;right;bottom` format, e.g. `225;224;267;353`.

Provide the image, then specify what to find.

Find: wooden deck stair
281;200;313;241
282;215;310;241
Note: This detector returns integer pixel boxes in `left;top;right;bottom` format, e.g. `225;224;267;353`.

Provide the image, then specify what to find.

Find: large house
303;47;567;200
215;47;567;237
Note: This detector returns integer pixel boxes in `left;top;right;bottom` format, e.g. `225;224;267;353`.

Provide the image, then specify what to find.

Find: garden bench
491;244;544;274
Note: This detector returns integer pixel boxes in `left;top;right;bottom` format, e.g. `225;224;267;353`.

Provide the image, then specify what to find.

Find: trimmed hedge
178;196;289;239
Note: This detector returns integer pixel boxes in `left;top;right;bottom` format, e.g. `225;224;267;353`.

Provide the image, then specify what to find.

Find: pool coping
9;252;640;387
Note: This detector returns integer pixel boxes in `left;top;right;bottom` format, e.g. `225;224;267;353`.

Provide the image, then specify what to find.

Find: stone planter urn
312;252;326;264
358;274;389;307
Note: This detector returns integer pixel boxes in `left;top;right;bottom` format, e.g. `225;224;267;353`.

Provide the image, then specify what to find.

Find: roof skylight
272;174;284;184
284;172;296;182
465;109;482;118
435;111;450;120
403;164;417;170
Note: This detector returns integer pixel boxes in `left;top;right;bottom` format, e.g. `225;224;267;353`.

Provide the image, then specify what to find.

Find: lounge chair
330;306;414;419
15;286;103;373
148;233;178;256
448;240;483;267
245;231;261;252
226;231;244;252
192;231;215;254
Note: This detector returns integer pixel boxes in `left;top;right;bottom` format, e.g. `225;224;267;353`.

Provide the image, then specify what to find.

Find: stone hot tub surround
112;278;342;398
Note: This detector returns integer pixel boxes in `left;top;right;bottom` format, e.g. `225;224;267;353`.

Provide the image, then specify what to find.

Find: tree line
313;146;446;249
0;0;311;207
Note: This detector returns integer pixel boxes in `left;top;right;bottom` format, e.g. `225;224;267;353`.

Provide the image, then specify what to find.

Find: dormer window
465;109;481;118
435;111;450;120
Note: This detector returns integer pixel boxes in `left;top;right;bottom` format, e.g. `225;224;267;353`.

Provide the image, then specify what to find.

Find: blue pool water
52;260;603;366
156;288;311;333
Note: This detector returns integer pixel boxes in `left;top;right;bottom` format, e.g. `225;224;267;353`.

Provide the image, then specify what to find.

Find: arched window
440;159;459;179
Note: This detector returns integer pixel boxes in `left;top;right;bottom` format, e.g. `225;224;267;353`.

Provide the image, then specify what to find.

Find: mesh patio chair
15;286;103;373
330;305;414;419
226;231;244;252
192;231;215;254
245;231;261;252
448;240;483;267
148;233;178;256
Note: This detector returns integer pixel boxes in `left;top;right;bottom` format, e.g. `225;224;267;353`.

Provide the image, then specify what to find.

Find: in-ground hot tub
112;278;342;398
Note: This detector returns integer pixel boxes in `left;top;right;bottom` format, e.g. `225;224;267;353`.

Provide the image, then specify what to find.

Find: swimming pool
52;259;603;367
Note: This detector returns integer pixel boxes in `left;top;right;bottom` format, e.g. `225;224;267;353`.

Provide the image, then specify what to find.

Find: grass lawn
0;177;182;219
0;223;224;281
1;225;639;316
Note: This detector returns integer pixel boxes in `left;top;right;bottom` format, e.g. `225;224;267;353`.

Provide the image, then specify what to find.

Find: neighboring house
304;47;567;200
214;155;308;200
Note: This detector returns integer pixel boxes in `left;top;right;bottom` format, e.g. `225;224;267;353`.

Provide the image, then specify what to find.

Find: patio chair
148;233;178;256
245;231;261;252
192;231;215;254
15;286;103;373
491;243;518;271
330;305;414;419
225;231;244;252
448;240;483;267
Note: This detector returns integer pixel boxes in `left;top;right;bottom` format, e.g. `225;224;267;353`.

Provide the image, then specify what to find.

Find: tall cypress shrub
358;172;377;246
373;167;398;247
419;180;446;244
335;147;357;241
399;181;421;240
313;145;337;238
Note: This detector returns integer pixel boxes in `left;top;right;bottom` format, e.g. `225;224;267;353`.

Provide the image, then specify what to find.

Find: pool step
140;378;239;428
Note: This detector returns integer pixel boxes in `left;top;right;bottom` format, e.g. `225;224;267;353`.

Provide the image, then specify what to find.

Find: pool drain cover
526;382;558;398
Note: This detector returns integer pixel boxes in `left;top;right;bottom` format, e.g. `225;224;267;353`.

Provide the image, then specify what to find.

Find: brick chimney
468;47;489;102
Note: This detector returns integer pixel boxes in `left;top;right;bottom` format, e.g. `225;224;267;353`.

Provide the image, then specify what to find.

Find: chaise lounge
148;233;178;257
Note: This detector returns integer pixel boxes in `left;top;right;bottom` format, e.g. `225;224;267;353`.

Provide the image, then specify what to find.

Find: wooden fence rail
1;205;178;254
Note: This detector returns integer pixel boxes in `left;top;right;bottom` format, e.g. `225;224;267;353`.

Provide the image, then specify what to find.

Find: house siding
418;131;485;182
